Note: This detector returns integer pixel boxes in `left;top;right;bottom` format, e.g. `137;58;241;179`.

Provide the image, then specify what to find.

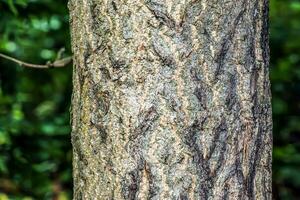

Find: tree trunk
68;0;272;199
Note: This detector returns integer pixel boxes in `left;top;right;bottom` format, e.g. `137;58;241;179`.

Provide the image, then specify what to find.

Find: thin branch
0;53;72;69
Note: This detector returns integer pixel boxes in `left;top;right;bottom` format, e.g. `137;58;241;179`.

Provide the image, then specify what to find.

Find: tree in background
69;0;271;199
0;0;300;199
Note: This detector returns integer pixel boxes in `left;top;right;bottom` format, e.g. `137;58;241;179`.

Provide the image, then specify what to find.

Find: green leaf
7;0;18;15
290;2;300;11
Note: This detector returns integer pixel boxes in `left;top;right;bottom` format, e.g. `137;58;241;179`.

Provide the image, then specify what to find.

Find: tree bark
69;0;272;199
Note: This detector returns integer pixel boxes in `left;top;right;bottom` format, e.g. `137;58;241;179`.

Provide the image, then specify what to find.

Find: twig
0;53;72;69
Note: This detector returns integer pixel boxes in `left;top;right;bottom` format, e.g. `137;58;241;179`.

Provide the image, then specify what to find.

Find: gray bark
69;0;272;199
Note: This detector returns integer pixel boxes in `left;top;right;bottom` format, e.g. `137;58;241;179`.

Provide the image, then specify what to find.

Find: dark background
0;0;299;199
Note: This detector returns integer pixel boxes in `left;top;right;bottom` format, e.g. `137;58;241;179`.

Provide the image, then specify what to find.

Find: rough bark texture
69;0;272;199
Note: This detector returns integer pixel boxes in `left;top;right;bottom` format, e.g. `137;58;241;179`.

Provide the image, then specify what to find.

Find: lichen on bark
69;0;272;199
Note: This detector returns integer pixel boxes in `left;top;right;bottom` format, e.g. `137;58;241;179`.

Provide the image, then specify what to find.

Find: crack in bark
144;163;159;199
130;106;159;140
183;117;214;199
214;6;247;81
122;169;141;200
207;119;228;163
145;1;176;29
194;87;207;109
246;126;263;199
123;107;160;199
152;36;176;67
225;73;238;111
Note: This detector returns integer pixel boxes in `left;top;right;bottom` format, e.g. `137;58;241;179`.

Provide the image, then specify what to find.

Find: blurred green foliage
271;0;300;199
0;0;72;199
0;0;299;199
